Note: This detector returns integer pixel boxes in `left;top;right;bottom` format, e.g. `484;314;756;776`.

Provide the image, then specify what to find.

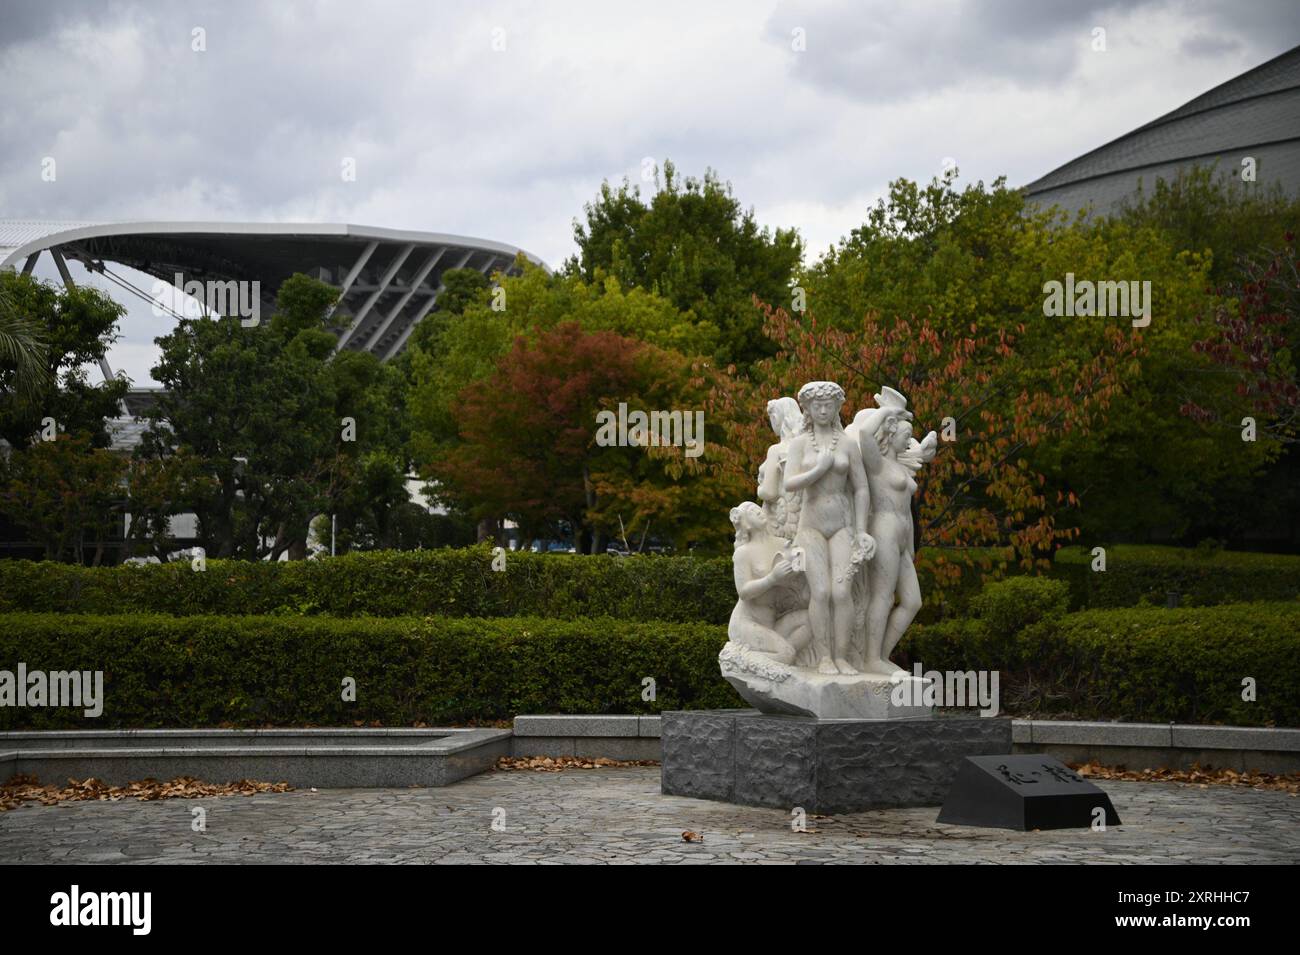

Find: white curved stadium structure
0;220;547;361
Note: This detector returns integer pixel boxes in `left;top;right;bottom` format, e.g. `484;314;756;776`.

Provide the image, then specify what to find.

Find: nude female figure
850;390;937;676
782;381;875;675
727;501;811;665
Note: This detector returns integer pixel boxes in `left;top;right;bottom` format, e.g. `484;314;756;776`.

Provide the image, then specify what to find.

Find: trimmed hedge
1053;545;1300;610
2;598;1296;728
0;614;740;729
900;597;1300;727
0;546;998;622
0;550;736;622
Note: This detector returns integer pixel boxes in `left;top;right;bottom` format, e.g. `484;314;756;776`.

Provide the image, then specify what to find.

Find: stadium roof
1022;43;1300;217
0;220;547;361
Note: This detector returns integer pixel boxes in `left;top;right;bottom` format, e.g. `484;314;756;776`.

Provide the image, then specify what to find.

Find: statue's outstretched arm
853;408;891;475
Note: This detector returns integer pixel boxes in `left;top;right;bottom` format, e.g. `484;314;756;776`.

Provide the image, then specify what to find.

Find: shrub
0;546;1002;621
3;600;1295;729
968;576;1070;638
899;600;1300;726
1052;545;1300;610
0;613;739;729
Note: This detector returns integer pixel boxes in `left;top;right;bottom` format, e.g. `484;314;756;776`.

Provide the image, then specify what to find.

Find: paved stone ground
1;767;1296;864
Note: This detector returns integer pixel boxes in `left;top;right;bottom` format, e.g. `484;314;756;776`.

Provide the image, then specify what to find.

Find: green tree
800;171;1271;543
143;274;411;559
402;266;492;360
567;160;803;367
428;322;722;553
0;271;126;449
0;432;127;564
407;263;716;467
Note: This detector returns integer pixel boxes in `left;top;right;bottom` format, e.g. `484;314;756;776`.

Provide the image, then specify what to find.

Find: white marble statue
725;501;810;666
756;397;803;537
848;388;938;677
718;382;936;720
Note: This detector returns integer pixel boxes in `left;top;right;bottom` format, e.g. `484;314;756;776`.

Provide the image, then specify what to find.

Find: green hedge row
0;614;741;729
899;578;1300;727
0;549;735;622
0;546;1001;622
1053;545;1300;610
2;595;1296;728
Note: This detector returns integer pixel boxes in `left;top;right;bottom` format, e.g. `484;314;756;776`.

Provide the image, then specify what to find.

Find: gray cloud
0;0;1294;384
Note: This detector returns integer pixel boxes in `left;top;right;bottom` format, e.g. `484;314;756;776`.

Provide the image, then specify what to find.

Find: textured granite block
735;715;816;809
662;710;1012;812
817;718;1012;811
660;710;746;801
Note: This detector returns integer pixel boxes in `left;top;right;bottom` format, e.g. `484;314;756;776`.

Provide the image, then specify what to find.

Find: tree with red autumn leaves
1181;232;1300;445
706;301;1142;591
428;322;719;553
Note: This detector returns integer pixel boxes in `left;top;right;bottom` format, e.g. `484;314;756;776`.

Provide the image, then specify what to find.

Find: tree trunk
476;517;499;544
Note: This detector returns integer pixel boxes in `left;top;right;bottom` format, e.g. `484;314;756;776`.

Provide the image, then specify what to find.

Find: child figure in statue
726;501;811;665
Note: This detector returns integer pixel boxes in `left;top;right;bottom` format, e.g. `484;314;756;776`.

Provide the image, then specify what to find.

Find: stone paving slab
0;768;1296;864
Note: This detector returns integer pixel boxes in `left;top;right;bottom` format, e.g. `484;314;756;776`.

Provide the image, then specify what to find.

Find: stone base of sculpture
660;709;1013;813
719;642;933;720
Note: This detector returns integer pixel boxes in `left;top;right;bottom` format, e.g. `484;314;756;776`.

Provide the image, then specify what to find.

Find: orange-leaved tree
428;321;727;552
707;301;1142;593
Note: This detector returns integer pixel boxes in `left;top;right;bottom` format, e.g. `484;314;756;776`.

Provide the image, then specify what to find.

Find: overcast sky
1;0;1297;385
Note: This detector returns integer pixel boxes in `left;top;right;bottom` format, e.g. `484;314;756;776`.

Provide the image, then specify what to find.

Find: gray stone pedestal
660;709;1012;813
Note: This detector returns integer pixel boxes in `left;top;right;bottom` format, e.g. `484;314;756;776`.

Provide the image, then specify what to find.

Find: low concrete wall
512;715;661;760
0;728;512;787
1012;720;1300;774
513;715;1300;774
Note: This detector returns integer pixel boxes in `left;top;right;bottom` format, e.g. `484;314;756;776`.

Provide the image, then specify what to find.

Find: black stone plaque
937;754;1122;830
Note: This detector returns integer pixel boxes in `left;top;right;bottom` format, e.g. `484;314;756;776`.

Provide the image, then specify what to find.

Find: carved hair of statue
766;396;802;441
795;381;846;434
875;414;913;455
871;386;916;454
730;502;765;549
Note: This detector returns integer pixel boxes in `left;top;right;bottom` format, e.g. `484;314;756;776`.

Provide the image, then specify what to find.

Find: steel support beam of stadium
21;252;40;275
325;240;378;322
382;249;474;360
365;247;445;351
335;242;414;351
49;247;117;384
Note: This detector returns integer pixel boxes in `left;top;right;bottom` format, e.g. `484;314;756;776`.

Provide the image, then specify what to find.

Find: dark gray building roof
1023;44;1300;217
0;221;547;361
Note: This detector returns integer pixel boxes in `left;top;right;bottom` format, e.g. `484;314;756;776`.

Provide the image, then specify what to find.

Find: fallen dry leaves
1;774;292;812
495;756;659;772
1071;761;1300;794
